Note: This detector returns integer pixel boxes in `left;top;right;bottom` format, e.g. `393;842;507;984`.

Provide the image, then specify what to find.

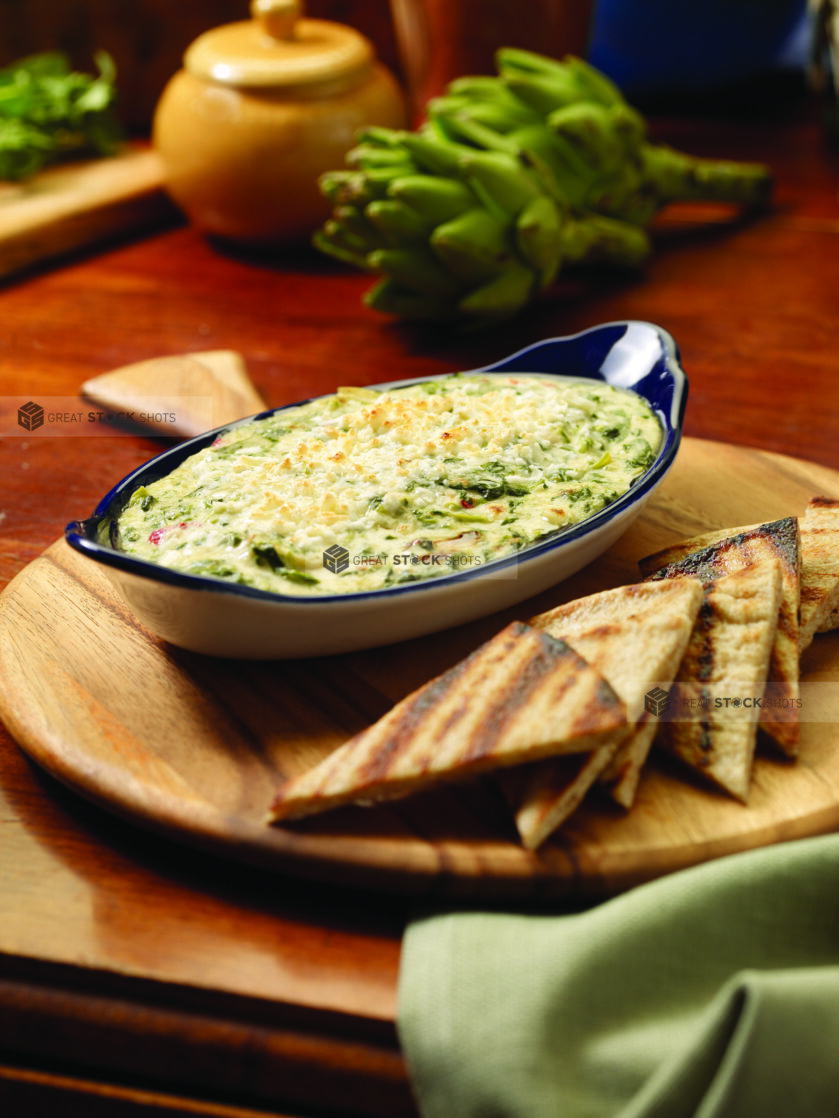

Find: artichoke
313;50;773;326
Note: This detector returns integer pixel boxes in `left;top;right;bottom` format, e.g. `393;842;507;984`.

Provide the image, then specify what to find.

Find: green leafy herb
0;50;122;181
443;473;532;501
252;543;286;571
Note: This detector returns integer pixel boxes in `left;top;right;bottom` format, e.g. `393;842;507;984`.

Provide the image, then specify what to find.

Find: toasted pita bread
639;518;800;755
268;621;627;823
497;578;704;849
496;576;706;845
531;578;704;802
498;743;623;852
639;523;759;577
654;560;783;802
799;497;839;649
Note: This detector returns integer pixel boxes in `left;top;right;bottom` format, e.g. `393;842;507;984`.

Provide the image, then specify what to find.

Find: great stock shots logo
17;401;44;431
644;687;672;717
322;544;351;574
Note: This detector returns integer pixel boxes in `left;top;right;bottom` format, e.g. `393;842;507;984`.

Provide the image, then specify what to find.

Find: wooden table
1;97;838;1117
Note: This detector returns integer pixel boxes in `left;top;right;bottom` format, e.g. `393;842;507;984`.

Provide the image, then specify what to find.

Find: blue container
588;0;809;97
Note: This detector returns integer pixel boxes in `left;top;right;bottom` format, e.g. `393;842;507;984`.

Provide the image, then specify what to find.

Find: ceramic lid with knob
184;0;376;93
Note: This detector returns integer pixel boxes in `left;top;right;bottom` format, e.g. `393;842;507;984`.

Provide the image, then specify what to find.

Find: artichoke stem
642;144;774;209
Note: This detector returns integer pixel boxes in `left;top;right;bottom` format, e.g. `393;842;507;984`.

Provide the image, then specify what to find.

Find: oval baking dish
65;320;687;658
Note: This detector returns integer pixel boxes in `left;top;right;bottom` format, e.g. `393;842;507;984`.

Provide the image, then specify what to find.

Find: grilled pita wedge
655;559;783;802
639;518;800;755
268;621;627;824
531;577;704;796
497;744;622;852
498;578;704;849
799;497;839;649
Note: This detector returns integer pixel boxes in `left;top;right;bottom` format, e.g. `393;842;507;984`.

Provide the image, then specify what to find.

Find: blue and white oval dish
65;321;687;658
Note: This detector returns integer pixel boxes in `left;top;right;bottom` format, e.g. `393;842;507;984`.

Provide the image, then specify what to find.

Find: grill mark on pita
698;695;714;755
353;657;473;784
351;622;570;784
642;518;799;583
574;622;624;641
577;677;624;733
657;561;783;801
459;630;580;764
695;589;716;683
642;519;801;753
669;586;716;760
440;621;532;742
444;623;545;762
774;603;796;645
646;538;742;581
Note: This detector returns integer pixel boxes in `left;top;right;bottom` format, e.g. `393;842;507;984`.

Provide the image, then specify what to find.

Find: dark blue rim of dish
65;321;687;605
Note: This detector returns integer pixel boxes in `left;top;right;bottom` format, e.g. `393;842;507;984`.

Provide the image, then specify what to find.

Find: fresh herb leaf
0;50;122;181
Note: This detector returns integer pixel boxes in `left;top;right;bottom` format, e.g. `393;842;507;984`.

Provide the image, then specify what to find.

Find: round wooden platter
2;437;839;900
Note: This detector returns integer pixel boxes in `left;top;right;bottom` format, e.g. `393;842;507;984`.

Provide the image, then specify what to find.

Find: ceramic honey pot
153;0;407;244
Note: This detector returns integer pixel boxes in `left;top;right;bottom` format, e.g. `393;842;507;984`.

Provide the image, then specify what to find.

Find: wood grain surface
1;96;838;1116
0;144;174;280
2;437;837;900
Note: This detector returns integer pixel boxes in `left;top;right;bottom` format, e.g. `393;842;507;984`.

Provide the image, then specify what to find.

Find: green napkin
397;833;839;1118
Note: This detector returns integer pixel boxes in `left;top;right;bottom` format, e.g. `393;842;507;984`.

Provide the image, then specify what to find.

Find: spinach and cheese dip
113;374;662;596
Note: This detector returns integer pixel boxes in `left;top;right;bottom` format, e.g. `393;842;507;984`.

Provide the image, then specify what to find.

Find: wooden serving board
2;437;839;900
0;143;173;280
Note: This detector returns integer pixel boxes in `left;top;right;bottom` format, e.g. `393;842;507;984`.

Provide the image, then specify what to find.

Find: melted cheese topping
113;374;662;595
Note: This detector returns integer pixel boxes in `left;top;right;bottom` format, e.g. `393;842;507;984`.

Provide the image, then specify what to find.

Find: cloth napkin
397;833;839;1118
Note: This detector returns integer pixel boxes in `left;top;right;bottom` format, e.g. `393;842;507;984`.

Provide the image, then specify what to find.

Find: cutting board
1;438;839;899
0;143;174;279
